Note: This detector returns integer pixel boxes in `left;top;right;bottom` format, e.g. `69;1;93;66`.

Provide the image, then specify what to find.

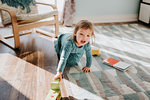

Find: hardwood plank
0;53;55;100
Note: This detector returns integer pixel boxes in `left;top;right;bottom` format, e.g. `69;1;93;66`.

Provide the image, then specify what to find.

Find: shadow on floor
0;77;29;100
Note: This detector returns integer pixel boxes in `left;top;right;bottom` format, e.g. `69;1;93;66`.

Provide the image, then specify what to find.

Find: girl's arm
56;41;72;73
82;43;92;73
85;43;92;68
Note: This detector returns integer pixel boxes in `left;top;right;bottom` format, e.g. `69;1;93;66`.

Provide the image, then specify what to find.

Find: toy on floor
91;45;100;56
51;79;60;90
45;79;61;100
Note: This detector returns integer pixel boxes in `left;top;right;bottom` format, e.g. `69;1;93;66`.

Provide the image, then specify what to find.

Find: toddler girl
54;20;95;81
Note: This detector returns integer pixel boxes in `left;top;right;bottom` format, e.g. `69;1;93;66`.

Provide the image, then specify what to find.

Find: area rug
59;24;150;100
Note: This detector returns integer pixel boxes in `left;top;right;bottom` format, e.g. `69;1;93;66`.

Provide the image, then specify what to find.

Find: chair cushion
17;10;58;23
0;0;37;25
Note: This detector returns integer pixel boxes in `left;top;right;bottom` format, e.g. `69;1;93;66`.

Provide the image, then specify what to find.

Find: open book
103;57;131;72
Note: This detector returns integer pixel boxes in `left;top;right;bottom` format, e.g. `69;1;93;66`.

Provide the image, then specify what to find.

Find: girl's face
74;28;92;47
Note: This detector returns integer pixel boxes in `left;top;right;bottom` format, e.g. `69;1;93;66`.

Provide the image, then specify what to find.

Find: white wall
74;0;140;23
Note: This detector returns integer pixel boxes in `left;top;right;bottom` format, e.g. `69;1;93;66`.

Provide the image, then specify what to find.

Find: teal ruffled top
55;34;92;73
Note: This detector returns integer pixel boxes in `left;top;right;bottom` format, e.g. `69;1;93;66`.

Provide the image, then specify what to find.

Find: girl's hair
73;20;95;43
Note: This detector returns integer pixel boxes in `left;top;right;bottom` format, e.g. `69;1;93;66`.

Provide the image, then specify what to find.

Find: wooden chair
0;2;59;49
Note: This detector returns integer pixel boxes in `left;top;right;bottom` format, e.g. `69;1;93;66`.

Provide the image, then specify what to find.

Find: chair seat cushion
17;10;58;23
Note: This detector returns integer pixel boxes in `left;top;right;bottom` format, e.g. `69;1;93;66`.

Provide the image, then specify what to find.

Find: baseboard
73;14;138;24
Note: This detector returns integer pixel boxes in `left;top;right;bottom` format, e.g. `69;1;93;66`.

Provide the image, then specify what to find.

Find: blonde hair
73;20;95;43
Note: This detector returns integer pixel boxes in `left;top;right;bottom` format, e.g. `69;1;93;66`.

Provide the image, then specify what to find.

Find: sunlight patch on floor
95;33;150;59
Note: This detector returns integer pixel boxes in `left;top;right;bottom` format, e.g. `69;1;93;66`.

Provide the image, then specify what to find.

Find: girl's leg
55;34;64;62
57;53;60;61
54;34;64;53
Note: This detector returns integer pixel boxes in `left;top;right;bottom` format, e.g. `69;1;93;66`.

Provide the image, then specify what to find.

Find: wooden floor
0;33;58;71
0;53;55;100
0;32;58;100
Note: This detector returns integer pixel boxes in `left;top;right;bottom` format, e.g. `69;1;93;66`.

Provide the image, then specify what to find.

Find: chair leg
54;15;59;38
12;25;20;48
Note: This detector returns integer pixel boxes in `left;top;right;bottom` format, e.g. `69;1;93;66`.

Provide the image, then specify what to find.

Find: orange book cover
103;57;120;66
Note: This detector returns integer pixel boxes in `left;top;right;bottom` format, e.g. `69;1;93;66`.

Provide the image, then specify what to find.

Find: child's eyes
80;33;90;37
79;33;90;37
80;33;83;35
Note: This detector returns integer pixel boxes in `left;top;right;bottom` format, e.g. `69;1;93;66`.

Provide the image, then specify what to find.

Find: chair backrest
0;0;38;25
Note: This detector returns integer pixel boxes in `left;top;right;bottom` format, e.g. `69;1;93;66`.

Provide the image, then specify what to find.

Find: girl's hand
82;66;91;73
54;71;62;82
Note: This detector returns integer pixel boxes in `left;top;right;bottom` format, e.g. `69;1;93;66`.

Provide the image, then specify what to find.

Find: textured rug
58;24;150;100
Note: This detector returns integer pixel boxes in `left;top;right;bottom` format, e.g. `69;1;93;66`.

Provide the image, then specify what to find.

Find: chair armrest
36;2;57;9
0;6;17;22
